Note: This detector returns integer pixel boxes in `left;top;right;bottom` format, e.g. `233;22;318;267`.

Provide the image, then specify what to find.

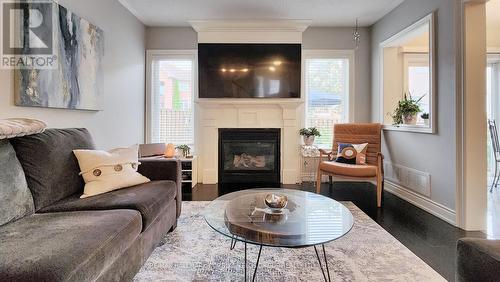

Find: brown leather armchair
316;123;384;207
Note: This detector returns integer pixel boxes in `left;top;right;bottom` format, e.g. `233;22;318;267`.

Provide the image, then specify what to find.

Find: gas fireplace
218;128;281;185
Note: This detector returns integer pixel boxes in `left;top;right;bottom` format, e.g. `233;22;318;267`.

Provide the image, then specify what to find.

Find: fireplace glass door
218;128;281;185
223;142;276;171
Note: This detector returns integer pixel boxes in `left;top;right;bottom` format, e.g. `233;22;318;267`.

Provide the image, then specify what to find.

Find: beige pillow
0;118;46;139
73;144;150;198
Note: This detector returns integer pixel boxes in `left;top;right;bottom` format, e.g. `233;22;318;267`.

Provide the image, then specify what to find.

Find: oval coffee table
202;188;354;281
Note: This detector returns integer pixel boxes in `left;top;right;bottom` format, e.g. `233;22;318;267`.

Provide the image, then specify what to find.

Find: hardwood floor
183;181;487;281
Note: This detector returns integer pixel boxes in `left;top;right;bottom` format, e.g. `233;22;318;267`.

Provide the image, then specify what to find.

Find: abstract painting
15;2;104;110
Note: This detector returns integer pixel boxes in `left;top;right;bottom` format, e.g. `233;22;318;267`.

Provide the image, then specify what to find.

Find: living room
0;0;497;281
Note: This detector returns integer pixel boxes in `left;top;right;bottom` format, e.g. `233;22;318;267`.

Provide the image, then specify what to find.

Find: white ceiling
118;0;405;27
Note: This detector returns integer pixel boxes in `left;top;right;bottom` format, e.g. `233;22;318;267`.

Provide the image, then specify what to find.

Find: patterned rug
134;201;444;281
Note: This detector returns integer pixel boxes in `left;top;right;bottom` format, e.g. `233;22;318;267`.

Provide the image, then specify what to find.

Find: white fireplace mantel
195;98;303;108
196;100;303;184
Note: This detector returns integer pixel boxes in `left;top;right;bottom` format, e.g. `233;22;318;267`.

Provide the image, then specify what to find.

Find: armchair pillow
335;143;368;165
74;144;150;198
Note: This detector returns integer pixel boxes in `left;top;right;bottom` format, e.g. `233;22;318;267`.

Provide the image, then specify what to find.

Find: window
304;51;353;148
486;55;500;178
487;65;493;119
404;53;430;125
487;57;500;121
146;51;196;147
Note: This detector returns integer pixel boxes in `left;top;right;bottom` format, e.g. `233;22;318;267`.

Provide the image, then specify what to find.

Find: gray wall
147;27;197;50
145;26;372;122
371;0;458;209
0;0;146;149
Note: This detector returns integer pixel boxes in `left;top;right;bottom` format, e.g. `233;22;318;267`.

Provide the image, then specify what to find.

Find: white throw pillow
0;118;46;139
73;144;150;198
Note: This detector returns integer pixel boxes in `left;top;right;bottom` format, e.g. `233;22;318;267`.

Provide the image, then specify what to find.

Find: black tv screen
198;43;301;98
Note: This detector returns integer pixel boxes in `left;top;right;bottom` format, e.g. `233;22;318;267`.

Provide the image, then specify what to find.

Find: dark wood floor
183;181;486;281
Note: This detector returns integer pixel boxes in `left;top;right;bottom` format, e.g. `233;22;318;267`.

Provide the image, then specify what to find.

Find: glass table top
202;188;354;248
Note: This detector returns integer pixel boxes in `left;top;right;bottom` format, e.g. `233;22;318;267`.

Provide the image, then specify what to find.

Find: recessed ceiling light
229;69;236;72
273;61;282;66
221;68;227;72
241;68;248;72
269;66;276;72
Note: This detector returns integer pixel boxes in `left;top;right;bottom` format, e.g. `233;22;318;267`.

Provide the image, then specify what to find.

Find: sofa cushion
0;140;34;226
457;238;500;282
40;180;177;231
10;128;95;211
0;210;141;282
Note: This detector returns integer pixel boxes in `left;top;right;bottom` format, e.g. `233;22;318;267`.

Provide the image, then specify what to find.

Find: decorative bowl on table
264;193;288;213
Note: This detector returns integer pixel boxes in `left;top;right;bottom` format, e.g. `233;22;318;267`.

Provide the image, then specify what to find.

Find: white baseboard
385;181;457;226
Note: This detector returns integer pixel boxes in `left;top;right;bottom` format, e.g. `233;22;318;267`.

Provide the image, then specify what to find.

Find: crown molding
189;20;311;43
488;47;500;54
189;20;312;33
118;0;147;24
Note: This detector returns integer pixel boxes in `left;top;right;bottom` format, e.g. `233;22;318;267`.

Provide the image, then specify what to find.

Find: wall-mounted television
198;43;301;98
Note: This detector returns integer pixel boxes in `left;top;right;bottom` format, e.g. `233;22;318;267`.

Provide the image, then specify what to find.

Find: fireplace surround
218;128;281;185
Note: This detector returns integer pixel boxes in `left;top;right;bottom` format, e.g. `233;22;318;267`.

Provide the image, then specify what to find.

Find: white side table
179;156;197;190
300;145;321;182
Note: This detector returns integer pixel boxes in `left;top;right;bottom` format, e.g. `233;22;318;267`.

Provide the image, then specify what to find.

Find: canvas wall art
14;2;104;110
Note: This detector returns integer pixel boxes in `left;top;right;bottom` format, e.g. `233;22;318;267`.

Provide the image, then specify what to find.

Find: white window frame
379;13;435;134
145;50;198;144
302;50;355;148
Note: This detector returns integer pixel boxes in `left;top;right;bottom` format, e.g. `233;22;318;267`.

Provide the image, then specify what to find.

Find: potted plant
391;93;424;125
175;144;191;158
421;112;429;126
299;127;321;146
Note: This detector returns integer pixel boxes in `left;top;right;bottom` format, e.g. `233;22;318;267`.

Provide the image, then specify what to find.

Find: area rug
134;201;445;281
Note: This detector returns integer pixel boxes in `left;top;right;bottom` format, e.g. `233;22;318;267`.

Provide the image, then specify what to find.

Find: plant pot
175;148;183;158
423;119;429;126
303;136;315;146
402;114;417;125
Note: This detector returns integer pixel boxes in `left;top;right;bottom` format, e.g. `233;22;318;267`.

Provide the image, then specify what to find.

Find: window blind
305;58;349;148
150;58;194;147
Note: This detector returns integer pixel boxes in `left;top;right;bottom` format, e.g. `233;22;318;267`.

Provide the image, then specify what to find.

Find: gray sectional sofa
0;128;181;281
457;238;500;282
